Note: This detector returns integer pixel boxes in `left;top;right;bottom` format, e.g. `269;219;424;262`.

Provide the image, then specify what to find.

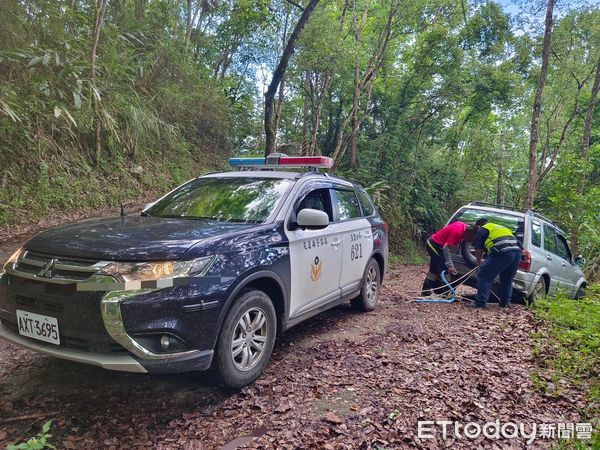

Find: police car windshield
146;177;293;223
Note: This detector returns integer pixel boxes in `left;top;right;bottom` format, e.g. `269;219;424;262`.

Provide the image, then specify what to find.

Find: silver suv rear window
452;208;524;242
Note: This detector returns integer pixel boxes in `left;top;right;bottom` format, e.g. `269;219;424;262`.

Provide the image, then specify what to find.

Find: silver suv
447;202;587;302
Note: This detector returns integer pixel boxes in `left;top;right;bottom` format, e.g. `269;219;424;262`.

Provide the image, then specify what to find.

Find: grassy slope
0;149;227;229
532;286;600;447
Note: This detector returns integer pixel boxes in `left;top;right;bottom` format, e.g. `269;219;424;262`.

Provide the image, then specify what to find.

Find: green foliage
0;0;239;226
0;0;598;267
6;420;55;450
532;286;600;420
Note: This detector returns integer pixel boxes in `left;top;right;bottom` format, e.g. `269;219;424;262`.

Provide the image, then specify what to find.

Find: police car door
285;185;344;318
333;187;374;297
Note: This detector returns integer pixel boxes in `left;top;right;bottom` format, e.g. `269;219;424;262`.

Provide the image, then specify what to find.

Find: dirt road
0;211;589;449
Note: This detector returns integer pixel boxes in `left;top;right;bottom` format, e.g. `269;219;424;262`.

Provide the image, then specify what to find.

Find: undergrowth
532;285;600;447
0;150;227;228
6;420;55;450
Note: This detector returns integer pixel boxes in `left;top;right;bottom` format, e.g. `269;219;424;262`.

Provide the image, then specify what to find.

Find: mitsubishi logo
37;258;58;278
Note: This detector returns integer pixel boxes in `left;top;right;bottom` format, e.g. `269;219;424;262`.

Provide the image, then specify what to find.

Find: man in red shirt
421;221;468;295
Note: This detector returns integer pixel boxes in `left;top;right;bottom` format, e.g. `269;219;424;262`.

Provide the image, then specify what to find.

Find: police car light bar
228;155;333;169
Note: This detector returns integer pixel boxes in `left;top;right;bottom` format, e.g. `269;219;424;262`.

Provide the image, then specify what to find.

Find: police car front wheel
214;289;277;388
351;258;381;312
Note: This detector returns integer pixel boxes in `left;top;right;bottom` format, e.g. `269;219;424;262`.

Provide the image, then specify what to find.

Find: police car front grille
15;295;64;314
12;251;101;283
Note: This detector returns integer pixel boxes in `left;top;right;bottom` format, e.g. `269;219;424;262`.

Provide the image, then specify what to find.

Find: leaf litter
0;264;588;449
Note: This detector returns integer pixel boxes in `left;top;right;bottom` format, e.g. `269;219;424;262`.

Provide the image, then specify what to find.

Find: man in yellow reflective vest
471;218;522;308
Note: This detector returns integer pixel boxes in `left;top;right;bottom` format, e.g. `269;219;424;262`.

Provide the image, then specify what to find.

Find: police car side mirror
296;209;329;229
574;255;585;268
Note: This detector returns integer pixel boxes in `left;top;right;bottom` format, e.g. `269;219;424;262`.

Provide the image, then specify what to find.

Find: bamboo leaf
92;86;102;102
61;106;77;126
1;101;21;123
28;56;41;67
73;92;82;109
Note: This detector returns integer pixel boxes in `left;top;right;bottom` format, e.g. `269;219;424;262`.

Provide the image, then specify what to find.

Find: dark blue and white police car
0;155;388;387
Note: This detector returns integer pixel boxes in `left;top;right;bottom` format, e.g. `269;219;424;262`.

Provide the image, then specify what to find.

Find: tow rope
416;270;457;303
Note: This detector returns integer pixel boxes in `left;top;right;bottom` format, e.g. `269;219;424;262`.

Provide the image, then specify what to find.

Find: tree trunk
186;0;194;44
91;0;108;167
274;77;286;144
264;0;320;156
309;71;332;155
186;0;204;56
331;0;397;167
274;7;290;147
524;0;554;209
570;57;600;255
348;0;369;169
302;73;310;155
349;52;361;168
135;0;145;21
496;133;505;205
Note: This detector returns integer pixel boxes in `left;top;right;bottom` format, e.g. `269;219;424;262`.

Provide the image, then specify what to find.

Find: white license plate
16;310;60;345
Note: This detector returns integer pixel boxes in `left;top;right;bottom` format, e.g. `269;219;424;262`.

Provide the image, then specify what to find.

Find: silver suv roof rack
529;211;557;226
467;201;525;213
467;201;557;227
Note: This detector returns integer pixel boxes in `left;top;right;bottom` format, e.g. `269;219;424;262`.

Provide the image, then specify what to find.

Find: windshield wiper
140;211;152;217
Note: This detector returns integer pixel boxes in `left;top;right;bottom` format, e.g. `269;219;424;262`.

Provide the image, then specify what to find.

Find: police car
0;155;388;387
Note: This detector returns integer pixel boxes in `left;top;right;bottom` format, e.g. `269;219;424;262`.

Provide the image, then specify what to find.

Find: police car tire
214;289;277;388
351;258;380;312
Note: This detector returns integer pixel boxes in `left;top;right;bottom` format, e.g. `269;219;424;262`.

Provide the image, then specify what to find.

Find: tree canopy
0;0;598;277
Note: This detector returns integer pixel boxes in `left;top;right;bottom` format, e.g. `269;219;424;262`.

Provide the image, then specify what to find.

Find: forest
0;0;598;277
0;2;600;448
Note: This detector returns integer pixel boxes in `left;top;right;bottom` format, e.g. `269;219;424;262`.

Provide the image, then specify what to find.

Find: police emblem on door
311;256;322;281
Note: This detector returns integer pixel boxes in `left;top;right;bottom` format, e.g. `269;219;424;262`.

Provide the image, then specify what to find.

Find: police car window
356;189;375;216
556;234;571;261
296;189;333;222
335;189;362;221
531;221;542;247
543;225;557;255
146;177;292;223
453;208;524;243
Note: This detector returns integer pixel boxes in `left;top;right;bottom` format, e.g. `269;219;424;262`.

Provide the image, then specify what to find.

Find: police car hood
24;216;259;261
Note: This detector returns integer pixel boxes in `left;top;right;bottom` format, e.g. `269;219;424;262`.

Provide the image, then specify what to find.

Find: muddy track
0;260;587;449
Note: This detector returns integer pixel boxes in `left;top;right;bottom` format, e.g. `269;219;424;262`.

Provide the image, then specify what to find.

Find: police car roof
201;170;354;186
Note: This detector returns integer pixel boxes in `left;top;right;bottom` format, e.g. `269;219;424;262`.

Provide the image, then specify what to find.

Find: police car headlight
2;247;23;272
98;256;215;282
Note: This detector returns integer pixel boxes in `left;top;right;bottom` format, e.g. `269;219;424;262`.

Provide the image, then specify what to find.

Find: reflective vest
482;223;520;253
